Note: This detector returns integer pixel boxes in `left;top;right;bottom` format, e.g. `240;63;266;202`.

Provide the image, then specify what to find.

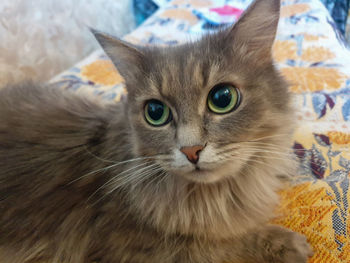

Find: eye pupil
211;88;232;108
148;102;164;121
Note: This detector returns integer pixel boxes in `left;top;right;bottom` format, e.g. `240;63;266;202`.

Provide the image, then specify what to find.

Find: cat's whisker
220;152;328;179
217;153;270;175
90;165;162;206
251;153;328;169
83;145;119;164
100;165;165;204
239;152;296;164
107;162;159;184
231;151;328;176
218;146;295;159
239;142;307;152
86;161;156;202
233;148;295;158
245;153;329;176
103;162;159;188
216;144;291;156
107;164;163;191
233;146;328;169
239;141;294;148
104;164;166;198
216;134;291;146
217;147;242;156
222;152;296;177
138;170;167;192
216;141;308;157
240;146;294;153
154;171;169;190
238;141;293;149
67;163;119;186
221;141;305;154
67;156;164;185
245;133;291;142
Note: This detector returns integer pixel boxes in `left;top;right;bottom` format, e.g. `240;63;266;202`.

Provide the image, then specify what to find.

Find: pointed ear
226;0;280;63
91;29;145;81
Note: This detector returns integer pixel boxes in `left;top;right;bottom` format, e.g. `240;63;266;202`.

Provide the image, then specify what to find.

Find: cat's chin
174;162;243;184
182;169;223;183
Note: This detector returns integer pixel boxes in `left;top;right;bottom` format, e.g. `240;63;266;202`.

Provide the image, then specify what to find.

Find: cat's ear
91;29;145;81
224;0;280;63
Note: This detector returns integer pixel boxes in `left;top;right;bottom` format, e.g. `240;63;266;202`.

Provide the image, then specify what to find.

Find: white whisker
107;164;162;191
95;165;165;205
86;161;155;202
246;133;290;142
68;155;166;185
83;145;118;164
222;152;295;177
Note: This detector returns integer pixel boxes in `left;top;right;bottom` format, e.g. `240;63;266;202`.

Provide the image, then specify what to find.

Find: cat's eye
207;84;240;114
144;99;172;126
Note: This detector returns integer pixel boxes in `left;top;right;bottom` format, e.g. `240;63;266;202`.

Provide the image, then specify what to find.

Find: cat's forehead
144;42;235;100
141;48;208;111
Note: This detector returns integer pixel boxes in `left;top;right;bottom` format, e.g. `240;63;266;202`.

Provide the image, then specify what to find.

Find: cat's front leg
238;225;313;263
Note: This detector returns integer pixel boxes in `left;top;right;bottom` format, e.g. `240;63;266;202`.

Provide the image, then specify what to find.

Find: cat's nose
180;145;204;164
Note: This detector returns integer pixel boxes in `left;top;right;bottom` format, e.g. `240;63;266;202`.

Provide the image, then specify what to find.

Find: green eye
144;99;172;126
208;84;240;114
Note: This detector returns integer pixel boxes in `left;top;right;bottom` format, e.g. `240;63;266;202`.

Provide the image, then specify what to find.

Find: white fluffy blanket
0;0;135;83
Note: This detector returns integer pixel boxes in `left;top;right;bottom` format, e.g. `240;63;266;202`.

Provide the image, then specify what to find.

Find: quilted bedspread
51;0;350;261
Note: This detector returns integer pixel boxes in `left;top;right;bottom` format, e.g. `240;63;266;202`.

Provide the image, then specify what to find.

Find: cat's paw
259;225;313;263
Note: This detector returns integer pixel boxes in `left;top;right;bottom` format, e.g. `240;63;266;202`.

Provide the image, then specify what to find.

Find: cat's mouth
166;145;250;183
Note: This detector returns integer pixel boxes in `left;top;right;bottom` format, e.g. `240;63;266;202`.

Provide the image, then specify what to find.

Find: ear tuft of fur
91;29;146;82
225;0;280;63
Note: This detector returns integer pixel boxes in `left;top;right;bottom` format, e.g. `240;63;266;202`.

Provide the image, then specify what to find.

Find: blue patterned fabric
321;0;350;35
133;0;159;25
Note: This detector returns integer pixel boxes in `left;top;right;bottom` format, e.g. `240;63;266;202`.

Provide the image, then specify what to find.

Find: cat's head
94;0;294;184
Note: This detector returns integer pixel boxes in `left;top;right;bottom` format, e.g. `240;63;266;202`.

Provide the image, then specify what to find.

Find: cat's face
95;0;294;183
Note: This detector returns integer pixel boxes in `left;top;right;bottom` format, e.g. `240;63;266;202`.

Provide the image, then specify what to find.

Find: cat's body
0;0;313;262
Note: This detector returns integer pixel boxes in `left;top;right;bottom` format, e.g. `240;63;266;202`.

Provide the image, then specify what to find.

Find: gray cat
0;0;313;262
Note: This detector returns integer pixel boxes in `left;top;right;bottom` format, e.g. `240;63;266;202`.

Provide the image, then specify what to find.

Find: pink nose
180;145;204;164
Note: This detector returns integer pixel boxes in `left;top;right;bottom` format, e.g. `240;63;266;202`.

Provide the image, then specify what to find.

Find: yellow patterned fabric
51;0;350;261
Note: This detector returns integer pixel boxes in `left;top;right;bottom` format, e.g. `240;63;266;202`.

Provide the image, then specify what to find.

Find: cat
0;0;313;262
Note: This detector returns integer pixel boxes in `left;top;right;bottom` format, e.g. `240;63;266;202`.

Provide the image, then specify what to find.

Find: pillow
51;0;350;261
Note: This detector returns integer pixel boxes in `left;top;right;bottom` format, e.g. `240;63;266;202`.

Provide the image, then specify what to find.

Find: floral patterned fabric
51;0;350;261
135;0;350;37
